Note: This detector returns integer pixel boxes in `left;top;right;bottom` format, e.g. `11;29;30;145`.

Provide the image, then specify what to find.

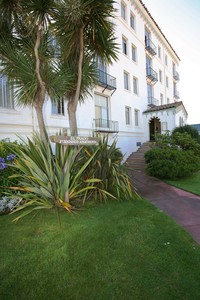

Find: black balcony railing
146;67;158;83
145;38;157;56
174;90;180;99
148;96;159;106
173;71;180;81
93;118;119;133
97;69;116;91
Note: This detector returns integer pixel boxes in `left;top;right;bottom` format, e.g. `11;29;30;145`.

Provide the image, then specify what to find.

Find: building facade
0;0;187;159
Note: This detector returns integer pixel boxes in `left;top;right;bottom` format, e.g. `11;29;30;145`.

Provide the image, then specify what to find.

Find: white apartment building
0;0;187;159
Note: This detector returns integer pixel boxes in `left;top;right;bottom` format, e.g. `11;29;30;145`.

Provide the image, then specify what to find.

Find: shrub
9;133;137;221
172;125;200;142
145;147;200;179
77;135;136;202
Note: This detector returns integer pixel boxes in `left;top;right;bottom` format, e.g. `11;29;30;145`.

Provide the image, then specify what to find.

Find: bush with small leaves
172;125;200;142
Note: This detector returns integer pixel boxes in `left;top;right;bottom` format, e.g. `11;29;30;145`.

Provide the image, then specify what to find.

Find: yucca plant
79;135;137;202
9;133;102;222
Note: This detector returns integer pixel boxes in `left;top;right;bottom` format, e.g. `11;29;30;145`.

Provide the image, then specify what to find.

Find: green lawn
165;171;200;196
1;200;200;300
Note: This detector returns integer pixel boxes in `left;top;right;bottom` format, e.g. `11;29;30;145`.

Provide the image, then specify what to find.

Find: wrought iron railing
173;70;180;81
93;118;119;133
148;96;159;106
174;90;180;99
97;69;116;90
146;67;158;83
145;38;157;56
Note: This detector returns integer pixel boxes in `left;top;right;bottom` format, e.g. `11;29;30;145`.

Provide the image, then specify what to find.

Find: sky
142;0;200;124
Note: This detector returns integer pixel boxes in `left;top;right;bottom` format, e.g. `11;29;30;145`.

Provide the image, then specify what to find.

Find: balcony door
147;83;153;104
96;57;107;84
146;55;152;69
94;94;109;128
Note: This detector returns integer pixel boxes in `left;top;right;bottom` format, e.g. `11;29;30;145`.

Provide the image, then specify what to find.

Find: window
165;54;168;66
146;55;151;68
52;98;64;115
130;12;135;30
158;46;161;59
166;76;169;88
145;28;150;46
134;109;139;126
124;71;129;90
179;116;184;127
125;106;131;125
160;93;164;105
0;75;14;109
95;94;109;121
133;77;138;95
159;70;162;83
122;36;128;55
131;44;137;62
121;2;126;20
147;83;153;102
162;122;168;131
167;97;170;104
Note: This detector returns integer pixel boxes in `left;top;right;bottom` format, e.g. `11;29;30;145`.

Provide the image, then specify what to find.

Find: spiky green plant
79;135;137;203
9;133;103;222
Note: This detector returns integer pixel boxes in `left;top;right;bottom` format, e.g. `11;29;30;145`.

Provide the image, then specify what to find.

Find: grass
1;200;200;300
165;171;200;196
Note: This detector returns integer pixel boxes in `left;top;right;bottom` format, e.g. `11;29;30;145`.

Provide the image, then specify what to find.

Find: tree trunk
34;97;47;143
68;26;84;136
68;100;78;136
34;22;47;142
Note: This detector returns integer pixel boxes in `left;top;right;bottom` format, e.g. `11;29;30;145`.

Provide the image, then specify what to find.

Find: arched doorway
149;117;161;141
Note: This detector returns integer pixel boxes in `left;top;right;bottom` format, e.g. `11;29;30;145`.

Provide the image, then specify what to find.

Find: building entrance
149;117;161;141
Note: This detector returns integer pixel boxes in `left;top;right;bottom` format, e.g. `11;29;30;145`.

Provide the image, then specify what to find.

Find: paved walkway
128;169;200;244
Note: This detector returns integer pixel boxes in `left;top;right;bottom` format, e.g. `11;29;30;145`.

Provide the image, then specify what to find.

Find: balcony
93;118;119;133
148;96;159;106
173;70;180;81
146;67;158;84
97;69;116;91
145;38;157;56
174;90;180;99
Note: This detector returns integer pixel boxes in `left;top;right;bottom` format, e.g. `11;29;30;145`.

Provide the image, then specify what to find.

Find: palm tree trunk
34;98;47;143
34;22;47;142
68;100;78;136
68;26;84;136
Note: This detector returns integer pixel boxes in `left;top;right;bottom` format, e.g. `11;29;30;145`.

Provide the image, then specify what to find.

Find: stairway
125;142;153;171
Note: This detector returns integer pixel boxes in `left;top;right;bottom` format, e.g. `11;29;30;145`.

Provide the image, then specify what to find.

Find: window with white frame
162;122;168;131
158;46;161;59
125;106;131;125
121;2;126;20
122;36;128;55
52;97;65;115
94;94;109;122
179;116;184;127
166;76;169;88
0;75;14;109
165;54;168;66
131;44;137;62
130;12;135;30
167;97;170;104
160;93;164;105
134;109;139;126
124;71;129;90
133;77;138;95
159;70;162;83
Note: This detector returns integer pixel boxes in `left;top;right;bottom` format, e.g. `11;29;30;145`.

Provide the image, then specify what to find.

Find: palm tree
54;0;118;136
0;0;62;142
